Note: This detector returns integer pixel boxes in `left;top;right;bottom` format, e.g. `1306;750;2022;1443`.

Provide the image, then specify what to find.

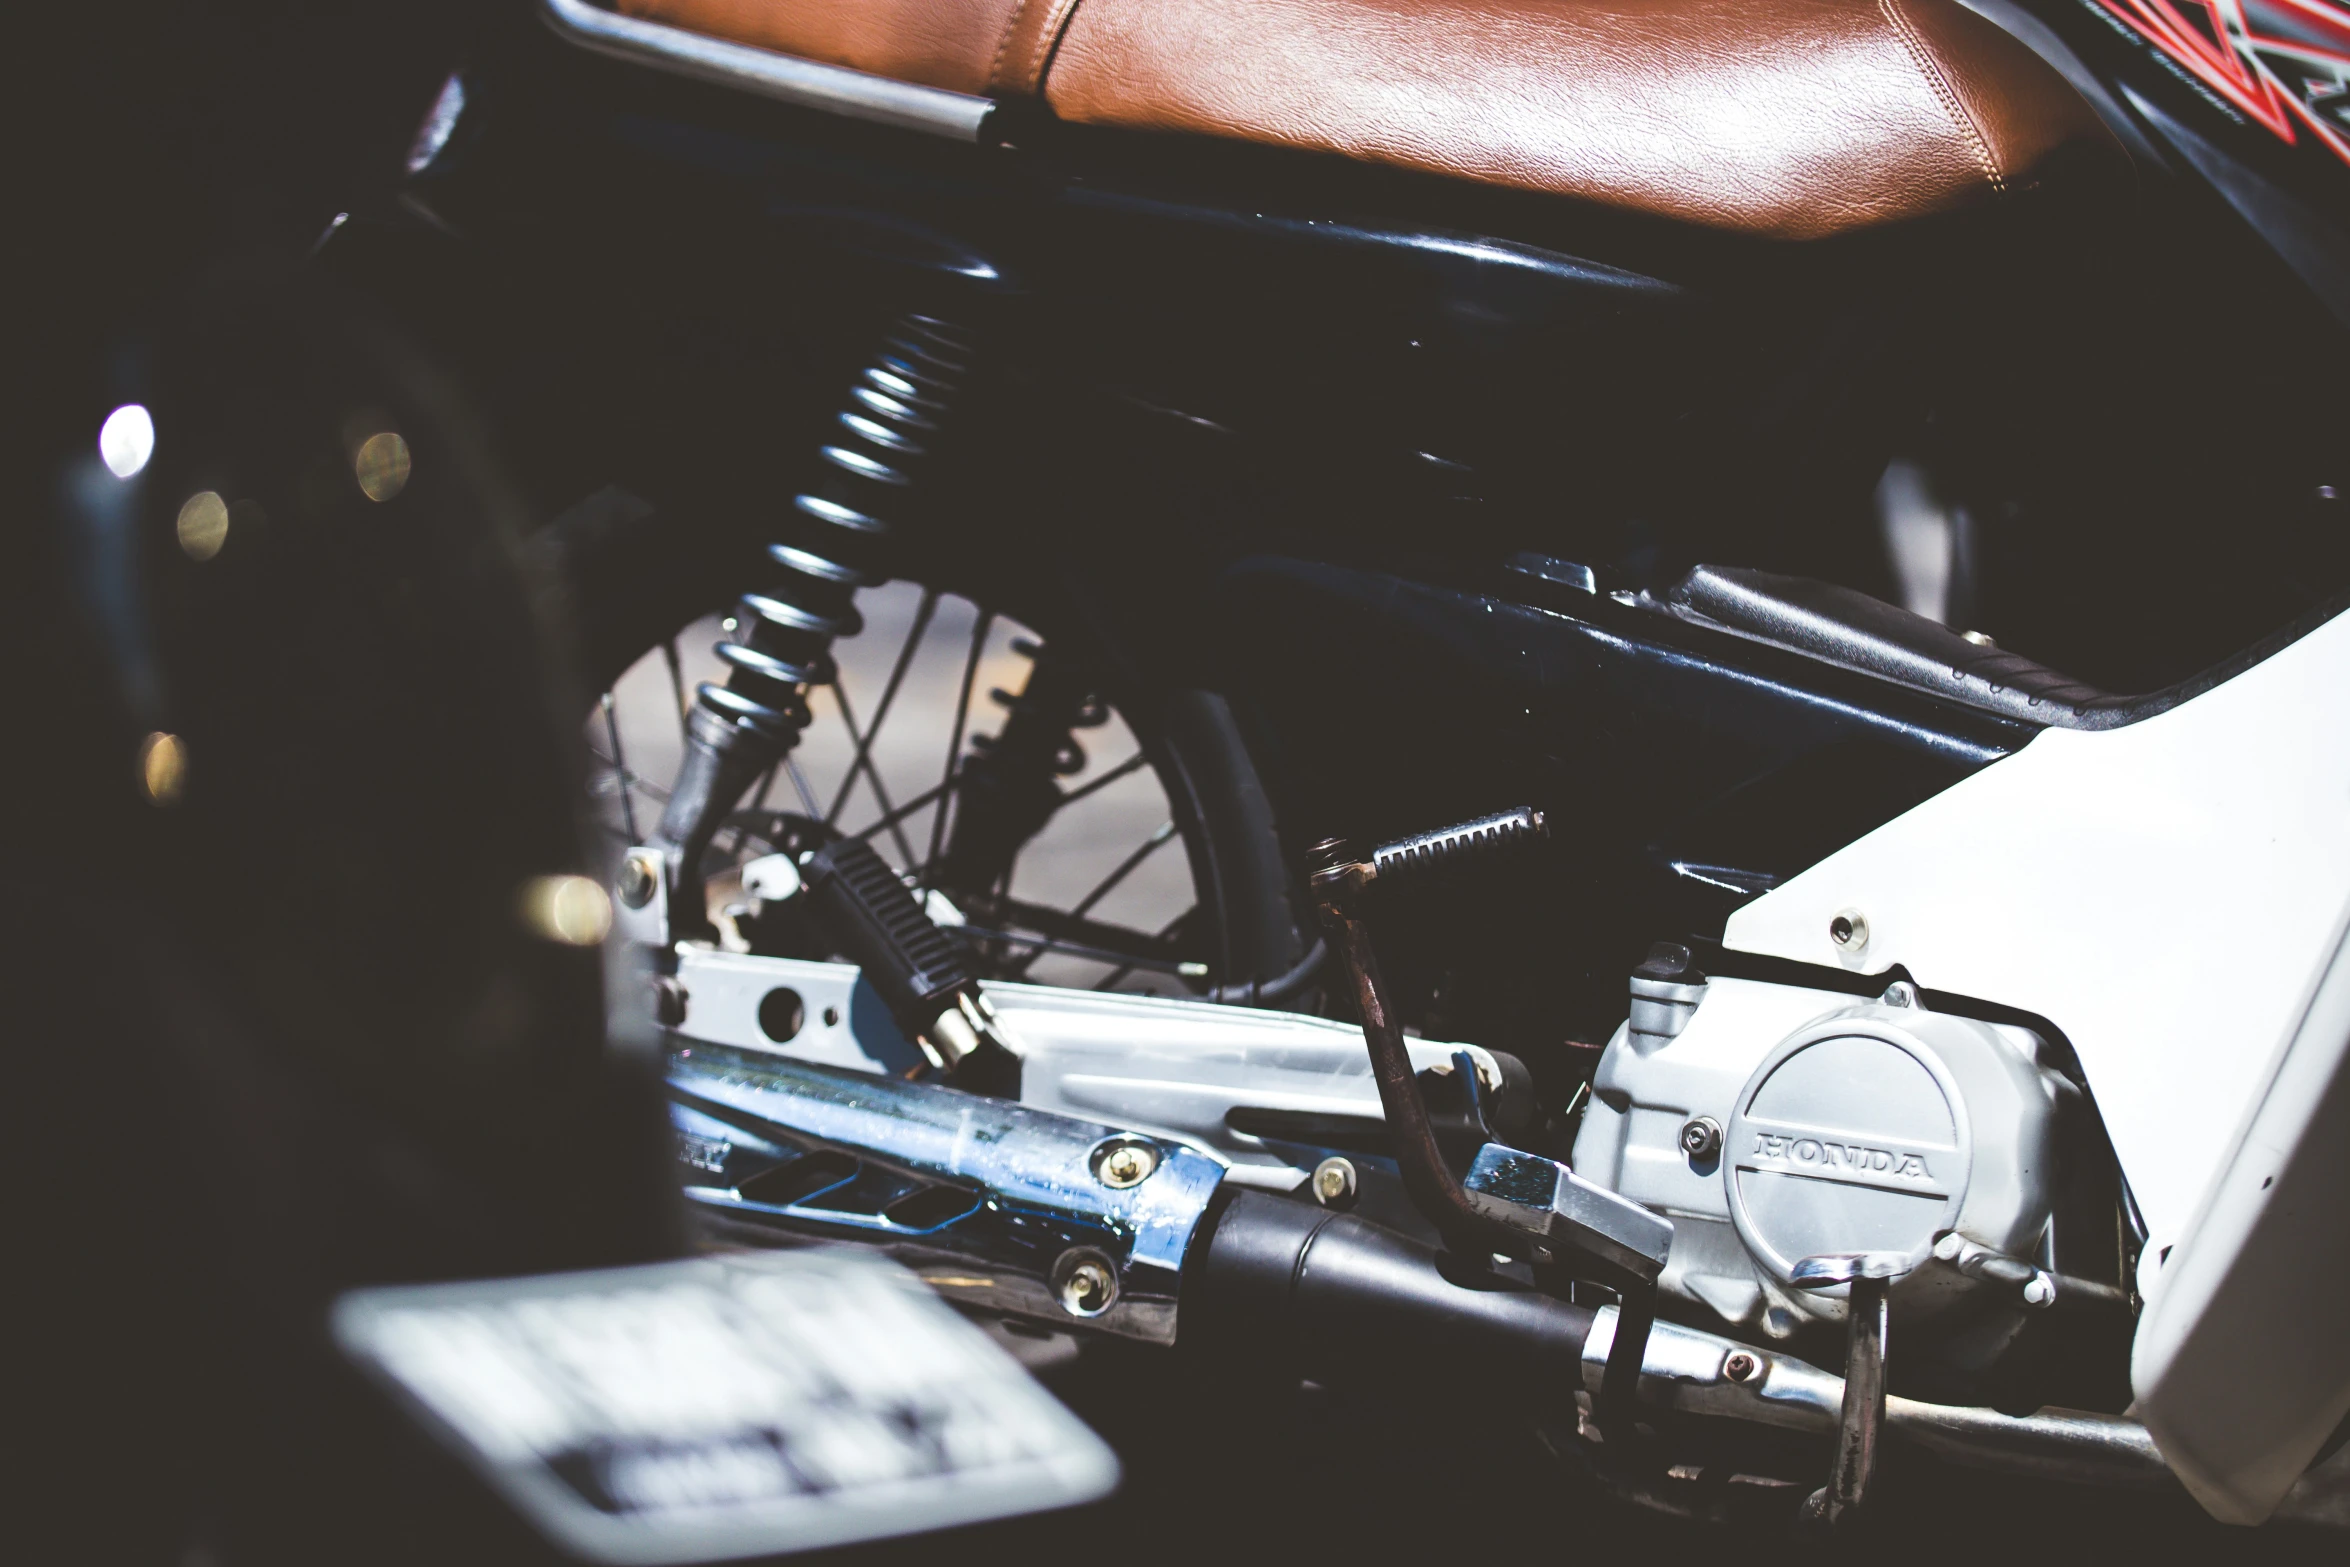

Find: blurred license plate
333;1248;1117;1564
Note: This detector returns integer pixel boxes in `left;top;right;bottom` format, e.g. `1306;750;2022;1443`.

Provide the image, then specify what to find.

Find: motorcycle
24;0;2350;1553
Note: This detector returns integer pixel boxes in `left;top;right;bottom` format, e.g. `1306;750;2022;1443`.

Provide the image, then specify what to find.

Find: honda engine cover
1726;1010;2035;1299
1573;980;2069;1334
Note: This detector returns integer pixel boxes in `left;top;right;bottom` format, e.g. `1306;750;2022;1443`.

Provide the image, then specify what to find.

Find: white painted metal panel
1723;609;2350;1254
2131;909;2350;1522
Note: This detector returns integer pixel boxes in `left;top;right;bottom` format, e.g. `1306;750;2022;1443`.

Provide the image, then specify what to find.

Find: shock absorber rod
647;315;972;928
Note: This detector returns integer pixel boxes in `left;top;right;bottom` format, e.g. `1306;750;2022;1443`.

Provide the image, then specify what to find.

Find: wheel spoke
1052;751;1149;812
586;742;671;805
600;691;640;843
827;679;923;870
953;924;1204;978
976;897;1189;964
1094;907;1198;991
1008;821;1177;978
824;588;937;825
922;608;993;892
1071;820;1177;919
783;755;822;818
849;775;952;846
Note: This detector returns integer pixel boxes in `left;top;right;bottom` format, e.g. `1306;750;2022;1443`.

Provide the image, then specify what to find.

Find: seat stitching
1025;0;1086;92
987;0;1035;95
991;0;1086;94
1879;0;2008;197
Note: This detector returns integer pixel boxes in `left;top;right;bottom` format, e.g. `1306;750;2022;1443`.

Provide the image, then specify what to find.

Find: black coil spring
694;314;973;745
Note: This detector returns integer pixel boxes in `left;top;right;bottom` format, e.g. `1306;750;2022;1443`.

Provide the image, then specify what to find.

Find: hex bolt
617;851;660;910
1679;1116;1723;1161
1094;1140;1157;1190
1724;1351;1761;1384
1312;1155;1359;1208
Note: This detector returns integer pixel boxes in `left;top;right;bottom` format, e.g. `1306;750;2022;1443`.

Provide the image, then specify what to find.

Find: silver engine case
1570;977;2072;1339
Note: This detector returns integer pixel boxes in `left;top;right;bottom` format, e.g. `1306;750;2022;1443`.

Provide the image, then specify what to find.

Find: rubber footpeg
801;838;972;1039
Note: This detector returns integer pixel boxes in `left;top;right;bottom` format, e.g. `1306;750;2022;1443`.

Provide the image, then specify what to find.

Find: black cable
1207;936;1328;1006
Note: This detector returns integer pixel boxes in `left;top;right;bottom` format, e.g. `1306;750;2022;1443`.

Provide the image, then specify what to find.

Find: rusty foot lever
1793;1250;1914;1532
1309;816;1673;1447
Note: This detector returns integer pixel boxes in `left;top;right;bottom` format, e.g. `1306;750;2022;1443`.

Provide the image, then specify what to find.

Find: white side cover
2131;913;2350;1522
1724;607;2350;1521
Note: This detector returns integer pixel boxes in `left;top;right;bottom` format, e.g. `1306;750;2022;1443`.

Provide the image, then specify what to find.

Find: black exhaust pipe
1184;1189;1595;1401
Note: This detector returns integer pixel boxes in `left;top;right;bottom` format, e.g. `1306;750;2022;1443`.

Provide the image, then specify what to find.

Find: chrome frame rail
540;0;993;142
670;1044;1228;1344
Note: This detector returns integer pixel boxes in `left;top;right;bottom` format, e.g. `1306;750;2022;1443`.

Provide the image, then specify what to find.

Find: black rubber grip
801;838;972;1033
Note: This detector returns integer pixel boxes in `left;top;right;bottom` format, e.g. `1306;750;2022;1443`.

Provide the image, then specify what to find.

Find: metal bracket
661;946;1512;1187
1460;1145;1673;1280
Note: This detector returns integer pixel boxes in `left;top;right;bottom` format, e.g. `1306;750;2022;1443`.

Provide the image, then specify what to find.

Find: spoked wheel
539;490;1304;998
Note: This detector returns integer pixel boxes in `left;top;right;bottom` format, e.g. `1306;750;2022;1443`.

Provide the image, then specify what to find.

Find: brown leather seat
618;0;2124;240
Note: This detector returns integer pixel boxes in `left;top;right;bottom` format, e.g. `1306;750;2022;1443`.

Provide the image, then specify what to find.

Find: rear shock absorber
650;315;973;922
